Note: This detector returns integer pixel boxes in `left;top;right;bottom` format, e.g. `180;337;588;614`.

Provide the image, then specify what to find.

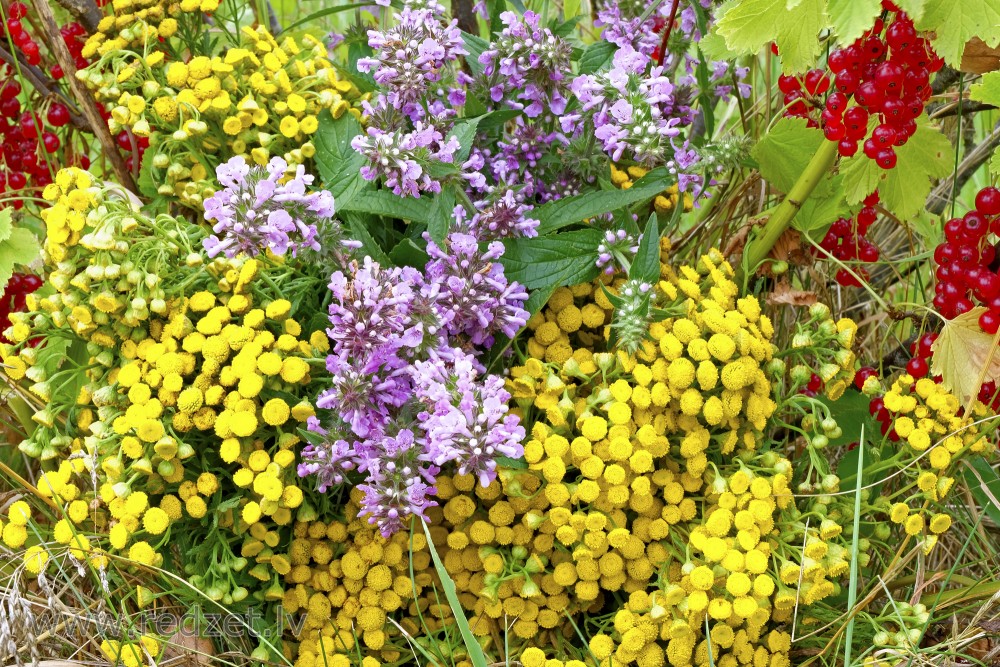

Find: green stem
738;138;839;285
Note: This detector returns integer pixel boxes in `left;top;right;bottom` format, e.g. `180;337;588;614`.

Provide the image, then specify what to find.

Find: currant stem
739;138;839;285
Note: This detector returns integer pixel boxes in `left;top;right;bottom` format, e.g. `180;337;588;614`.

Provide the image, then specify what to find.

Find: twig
656;0;680;67
926;120;1000;215
931;65;960;96
265;1;281;33
28;0;136;192
0;43;87;131
51;0;102;34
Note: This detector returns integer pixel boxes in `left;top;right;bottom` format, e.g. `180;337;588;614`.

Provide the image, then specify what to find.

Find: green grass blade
843;424;865;667
280;3;370;32
420;518;490;667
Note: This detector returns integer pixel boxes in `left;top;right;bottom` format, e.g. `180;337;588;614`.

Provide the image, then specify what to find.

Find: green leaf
447;118;480;163
914;0;1000;67
343;213;392;266
524;284;556;318
389;238;430;268
827;0;882;45
894;0;927;19
339;190;432;224
496;455;528;470
963;456;1000;528
970;70;1000;106
419;520;490;667
840;121;953;220
462;32;489;76
578;41;617;74
715;0;829;73
752;116;826;194
0;227;40;297
477;109;521;133
630;214;661;284
0;208;12;244
533;168;670;234
427;185;457;246
500;229;604;290
347;41;377;92
313;110;366;208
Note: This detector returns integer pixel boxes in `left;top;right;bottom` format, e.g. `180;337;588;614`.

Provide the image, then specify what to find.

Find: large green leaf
840;122;953;220
752;116;826;194
313;110;366;208
716;0;830;73
500;229;604;290
338;191;432;224
827;0;882;45
578;41;617;74
533;169;670;235
914;0;1000;67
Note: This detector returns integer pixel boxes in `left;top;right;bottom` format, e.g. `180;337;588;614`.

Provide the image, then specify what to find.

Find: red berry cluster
0;272;42;344
778;69;830;127
0;3;93;209
932;186;1000;330
822;3;942;168
818;191;881;287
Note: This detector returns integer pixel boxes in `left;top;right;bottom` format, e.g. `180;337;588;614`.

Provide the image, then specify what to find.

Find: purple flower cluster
202;156;333;258
454;189;539;241
596;228;640;275
479;11;573;118
301;212;529;535
565;45;693;166
357;4;468;121
352;121;460;198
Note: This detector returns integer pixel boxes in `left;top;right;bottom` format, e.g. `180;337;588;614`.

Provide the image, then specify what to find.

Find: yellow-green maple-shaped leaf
930;307;1000;405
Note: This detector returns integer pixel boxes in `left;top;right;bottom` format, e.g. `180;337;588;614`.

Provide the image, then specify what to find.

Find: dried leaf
962;37;1000;74
929;307;1000;405
158;618;216;667
722;224;751;259
766;279;819;306
769;228;812;265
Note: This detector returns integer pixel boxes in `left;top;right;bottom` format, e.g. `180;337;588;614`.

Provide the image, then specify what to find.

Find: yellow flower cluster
242;248;823;667
81;11;364;209
82;0;206;59
880;374;990;553
610;164;693;214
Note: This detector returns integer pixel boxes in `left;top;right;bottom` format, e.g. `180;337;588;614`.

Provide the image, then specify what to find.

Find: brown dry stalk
28;0;136;192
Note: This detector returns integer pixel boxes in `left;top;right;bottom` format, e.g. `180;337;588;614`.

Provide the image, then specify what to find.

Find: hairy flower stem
738;138;839;286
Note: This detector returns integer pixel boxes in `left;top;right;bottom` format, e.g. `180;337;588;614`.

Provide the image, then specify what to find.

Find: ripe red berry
976;187;1000;216
906;356;929;378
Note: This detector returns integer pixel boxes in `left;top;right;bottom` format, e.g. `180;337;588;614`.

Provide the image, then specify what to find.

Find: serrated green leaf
970;70;1000;106
827;0;882;45
0;209;12;244
462;32;489;76
700;29;733;61
630;214;660;284
339;190;432;224
840;122;953;220
894;0;927;19
533;168;670;234
716;0;829;73
578;41;617;74
313;110;366;208
914;0;1000;67
752;116;826;194
4;228;40;267
500;229;603;290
